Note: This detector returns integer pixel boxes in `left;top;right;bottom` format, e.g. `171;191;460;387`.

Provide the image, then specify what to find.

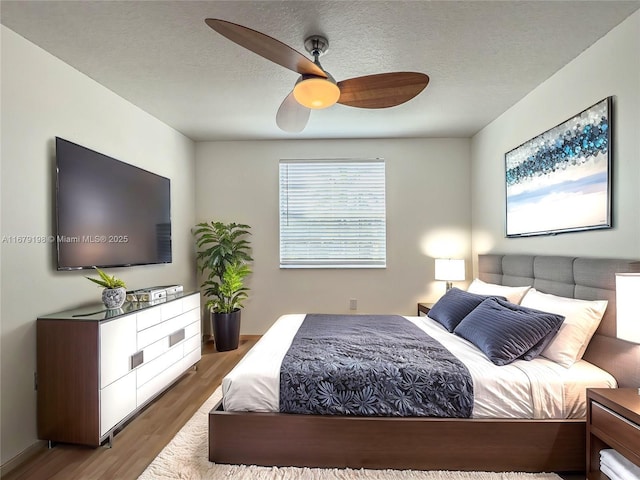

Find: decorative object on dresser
194;221;252;352
505;97;612;238
586;388;640;479
434;258;465;292
37;292;201;447
85;267;127;309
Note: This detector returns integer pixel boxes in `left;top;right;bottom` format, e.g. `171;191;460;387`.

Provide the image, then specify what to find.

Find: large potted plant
194;221;252;351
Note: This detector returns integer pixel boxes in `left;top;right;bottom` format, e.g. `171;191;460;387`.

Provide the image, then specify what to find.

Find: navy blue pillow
515;301;563;360
427;288;506;332
453;297;565;366
520;322;562;361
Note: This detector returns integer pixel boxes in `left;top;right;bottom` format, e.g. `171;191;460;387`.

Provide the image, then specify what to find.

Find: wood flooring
3;336;259;480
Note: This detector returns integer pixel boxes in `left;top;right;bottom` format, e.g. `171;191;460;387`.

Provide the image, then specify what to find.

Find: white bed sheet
222;314;616;419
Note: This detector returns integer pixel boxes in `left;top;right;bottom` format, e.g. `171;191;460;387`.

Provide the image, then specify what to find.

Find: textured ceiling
2;1;639;141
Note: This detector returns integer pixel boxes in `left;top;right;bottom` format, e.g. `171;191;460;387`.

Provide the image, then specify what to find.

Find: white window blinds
279;159;386;268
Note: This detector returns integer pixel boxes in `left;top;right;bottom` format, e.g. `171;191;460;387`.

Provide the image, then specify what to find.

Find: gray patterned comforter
279;314;473;417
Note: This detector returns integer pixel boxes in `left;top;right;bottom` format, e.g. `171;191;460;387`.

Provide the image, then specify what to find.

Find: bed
208;254;640;472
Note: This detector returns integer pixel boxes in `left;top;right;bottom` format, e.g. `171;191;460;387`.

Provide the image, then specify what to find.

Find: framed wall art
505;97;612;237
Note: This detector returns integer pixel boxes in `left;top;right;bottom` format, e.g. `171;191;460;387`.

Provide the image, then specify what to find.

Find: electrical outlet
349;298;357;310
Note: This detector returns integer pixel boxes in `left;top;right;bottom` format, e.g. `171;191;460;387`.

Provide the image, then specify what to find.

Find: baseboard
204;334;261;345
0;440;47;477
240;334;262;341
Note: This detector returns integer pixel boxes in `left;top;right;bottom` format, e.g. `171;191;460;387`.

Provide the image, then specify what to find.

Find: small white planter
102;287;126;309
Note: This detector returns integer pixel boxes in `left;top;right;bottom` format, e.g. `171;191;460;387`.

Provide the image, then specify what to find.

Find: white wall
0;26;197;464
471;10;640;263
195;138;471;335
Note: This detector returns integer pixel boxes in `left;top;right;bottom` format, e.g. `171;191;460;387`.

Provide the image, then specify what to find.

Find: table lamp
435;258;465;292
616;273;640;344
616;272;640;395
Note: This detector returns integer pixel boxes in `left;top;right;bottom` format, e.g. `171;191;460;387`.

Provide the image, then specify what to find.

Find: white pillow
520;288;607;368
467;278;531;304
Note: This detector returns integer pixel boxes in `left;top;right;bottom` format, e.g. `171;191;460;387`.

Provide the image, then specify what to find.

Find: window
279;159;386;268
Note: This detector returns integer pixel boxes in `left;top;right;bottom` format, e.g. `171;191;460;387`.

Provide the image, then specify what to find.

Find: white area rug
138;387;562;480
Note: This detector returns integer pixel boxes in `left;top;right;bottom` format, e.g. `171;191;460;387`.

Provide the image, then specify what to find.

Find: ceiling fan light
293;77;340;109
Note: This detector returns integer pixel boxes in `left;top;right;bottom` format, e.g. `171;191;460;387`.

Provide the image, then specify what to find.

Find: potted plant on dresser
194;221;252;351
86;267;127;309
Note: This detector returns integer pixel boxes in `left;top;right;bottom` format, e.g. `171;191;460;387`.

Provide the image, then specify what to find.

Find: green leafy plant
194;221;253;313
86;267;126;289
205;261;251;313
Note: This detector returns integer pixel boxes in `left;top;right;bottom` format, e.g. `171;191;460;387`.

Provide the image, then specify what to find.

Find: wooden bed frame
209;254;640;472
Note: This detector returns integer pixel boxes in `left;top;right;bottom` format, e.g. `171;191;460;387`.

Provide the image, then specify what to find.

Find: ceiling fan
205;19;430;133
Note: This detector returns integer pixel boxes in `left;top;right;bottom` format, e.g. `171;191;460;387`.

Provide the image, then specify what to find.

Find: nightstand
586;388;640;479
417;303;433;316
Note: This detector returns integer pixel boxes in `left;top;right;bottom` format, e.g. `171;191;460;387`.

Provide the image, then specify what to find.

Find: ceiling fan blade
205;19;327;78
337;72;429;109
276;92;311;132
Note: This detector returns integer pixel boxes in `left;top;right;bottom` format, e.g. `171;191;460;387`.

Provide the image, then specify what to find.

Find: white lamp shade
293;77;340;109
434;258;465;281
616;273;640;344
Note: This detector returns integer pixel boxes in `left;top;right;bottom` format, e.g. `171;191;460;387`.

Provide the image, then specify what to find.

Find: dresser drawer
161;300;183;321
136;354;187;407
137;319;170;350
137;307;161;332
136;296;194;331
136;343;184;388
591;401;640;448
184;320;200;342
165;308;199;335
182;293;200;312
100;371;136;436
99;314;138;389
183;327;201;355
139;336;170;366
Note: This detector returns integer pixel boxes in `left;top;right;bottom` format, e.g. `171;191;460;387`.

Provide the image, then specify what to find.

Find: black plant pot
211;309;241;352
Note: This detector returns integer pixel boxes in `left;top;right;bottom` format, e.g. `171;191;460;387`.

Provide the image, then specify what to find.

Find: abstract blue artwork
505;97;612;237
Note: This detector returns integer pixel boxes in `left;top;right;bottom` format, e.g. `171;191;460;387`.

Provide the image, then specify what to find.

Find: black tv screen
56;137;172;270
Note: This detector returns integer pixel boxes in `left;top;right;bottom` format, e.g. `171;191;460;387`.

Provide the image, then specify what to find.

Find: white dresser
37;292;201;447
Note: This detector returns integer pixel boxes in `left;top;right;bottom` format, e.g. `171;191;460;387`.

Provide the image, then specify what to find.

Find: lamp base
445;281;453;291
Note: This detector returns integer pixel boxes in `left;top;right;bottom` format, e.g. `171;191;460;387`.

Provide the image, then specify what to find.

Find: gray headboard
478;254;640;387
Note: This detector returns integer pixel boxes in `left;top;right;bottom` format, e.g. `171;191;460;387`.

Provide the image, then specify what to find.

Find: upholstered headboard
478;254;640;387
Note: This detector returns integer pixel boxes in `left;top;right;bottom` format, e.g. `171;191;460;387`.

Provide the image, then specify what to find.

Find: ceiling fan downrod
304;35;330;67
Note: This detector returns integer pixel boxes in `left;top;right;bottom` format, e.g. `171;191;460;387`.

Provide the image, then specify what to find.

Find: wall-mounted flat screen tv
56;137;172;270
